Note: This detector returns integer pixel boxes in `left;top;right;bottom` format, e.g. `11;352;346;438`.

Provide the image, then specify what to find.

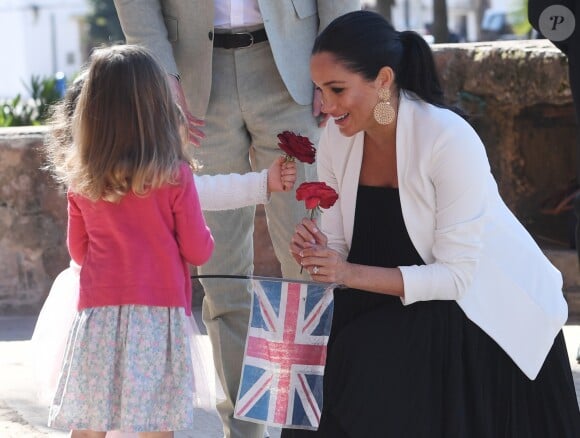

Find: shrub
0;75;62;127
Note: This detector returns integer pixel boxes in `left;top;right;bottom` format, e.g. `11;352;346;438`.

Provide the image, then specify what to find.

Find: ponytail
397;31;445;107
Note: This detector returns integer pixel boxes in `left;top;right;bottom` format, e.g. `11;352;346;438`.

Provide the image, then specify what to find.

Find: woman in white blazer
286;11;580;438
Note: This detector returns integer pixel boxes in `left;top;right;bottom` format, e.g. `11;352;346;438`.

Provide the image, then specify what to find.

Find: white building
0;0;88;100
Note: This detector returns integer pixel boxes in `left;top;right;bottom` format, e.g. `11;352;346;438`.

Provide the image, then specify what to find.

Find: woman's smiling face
310;52;379;137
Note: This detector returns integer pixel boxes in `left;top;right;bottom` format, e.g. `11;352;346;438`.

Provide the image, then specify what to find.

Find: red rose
277;131;316;164
295;181;338;273
296;182;339;212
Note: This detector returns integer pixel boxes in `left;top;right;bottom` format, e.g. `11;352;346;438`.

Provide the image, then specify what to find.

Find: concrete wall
1;40;578;316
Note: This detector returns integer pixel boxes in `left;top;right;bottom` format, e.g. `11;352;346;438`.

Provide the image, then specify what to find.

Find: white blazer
317;92;567;380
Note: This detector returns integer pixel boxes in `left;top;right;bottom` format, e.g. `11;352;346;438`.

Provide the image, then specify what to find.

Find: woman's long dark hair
313;10;455;112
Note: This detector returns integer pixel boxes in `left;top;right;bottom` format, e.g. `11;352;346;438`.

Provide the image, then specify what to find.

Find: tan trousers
194;39;319;438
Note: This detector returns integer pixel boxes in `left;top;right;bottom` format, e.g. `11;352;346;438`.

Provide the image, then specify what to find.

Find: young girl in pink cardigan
37;44;296;438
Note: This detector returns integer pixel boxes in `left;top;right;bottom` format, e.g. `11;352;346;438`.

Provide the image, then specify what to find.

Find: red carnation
296;181;338;273
277;131;316;164
296;182;339;215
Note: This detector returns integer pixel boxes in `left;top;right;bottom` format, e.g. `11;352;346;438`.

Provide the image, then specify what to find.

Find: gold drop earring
373;87;395;125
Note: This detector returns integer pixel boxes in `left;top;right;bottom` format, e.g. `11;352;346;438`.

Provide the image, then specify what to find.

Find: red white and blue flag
234;278;334;430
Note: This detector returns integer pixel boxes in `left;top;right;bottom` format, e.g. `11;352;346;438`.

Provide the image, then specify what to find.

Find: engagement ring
313;266;320;275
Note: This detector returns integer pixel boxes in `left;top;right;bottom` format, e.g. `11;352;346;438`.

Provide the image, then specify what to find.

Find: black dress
281;186;580;438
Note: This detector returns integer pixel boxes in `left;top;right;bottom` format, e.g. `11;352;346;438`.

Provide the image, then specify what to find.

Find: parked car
423;23;464;44
480;8;523;41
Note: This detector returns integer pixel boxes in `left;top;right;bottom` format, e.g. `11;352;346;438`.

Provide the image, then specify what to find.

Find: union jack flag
234;278;335;430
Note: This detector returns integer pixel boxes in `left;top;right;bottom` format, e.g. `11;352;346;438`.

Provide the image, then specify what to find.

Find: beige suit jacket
114;0;360;118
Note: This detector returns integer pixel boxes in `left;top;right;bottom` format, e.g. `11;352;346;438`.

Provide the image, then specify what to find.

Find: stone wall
433;40;577;246
0;126;68;314
1;40;578;315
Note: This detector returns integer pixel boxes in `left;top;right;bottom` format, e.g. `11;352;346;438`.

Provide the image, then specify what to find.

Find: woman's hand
299;244;348;284
291;220;404;295
290;218;348;283
290;218;327;263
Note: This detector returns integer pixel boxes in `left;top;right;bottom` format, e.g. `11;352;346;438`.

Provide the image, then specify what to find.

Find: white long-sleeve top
317;92;567;380
194;169;268;211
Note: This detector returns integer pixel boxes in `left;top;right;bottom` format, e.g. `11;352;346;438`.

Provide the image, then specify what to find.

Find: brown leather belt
213;28;268;49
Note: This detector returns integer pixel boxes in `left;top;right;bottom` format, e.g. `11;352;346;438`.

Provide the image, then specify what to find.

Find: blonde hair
48;45;194;202
44;71;87;184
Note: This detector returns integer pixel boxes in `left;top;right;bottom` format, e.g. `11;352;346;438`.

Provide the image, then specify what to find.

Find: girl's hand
267;156;297;193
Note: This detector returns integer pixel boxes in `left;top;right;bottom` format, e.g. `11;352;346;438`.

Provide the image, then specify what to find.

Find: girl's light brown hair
55;45;192;202
44;71;87;184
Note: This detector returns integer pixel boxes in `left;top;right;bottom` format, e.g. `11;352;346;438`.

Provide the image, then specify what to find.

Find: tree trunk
432;0;450;43
474;0;490;41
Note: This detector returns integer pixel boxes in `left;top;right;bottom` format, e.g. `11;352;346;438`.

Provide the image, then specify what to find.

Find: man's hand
168;75;206;146
312;87;329;127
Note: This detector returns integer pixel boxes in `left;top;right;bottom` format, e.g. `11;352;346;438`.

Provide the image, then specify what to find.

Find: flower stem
300;208;316;274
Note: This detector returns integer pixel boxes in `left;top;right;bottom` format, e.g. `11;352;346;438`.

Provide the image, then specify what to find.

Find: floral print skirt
48;305;195;433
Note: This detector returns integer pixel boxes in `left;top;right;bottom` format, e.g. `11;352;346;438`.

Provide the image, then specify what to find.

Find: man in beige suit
113;1;360;437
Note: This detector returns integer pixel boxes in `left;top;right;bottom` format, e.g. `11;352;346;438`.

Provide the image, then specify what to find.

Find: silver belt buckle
234;31;254;48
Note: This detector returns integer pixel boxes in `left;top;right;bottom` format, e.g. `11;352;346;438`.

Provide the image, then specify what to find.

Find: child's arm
174;166;214;266
66;193;88;266
195;157;297;211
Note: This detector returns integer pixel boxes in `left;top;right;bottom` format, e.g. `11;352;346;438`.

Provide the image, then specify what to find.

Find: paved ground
1;314;579;438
